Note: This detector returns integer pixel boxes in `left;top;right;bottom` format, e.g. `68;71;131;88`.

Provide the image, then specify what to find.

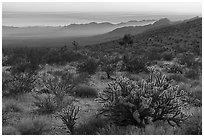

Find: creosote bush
97;67;190;127
123;55;147;73
77;57;98;75
16;117;51;135
3;72;36;97
162;51;174;61
33;94;58;114
3;98;24;113
38;71;85;108
179;107;202;135
2;99;25;125
2;126;20;135
73;85;98;98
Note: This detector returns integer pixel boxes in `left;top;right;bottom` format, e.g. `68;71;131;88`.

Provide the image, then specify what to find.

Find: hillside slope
87;17;201;56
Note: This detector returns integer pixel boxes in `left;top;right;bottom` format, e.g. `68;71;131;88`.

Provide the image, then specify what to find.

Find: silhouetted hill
90;18;173;40
86;17;202;56
61;19;155;36
152;18;171;26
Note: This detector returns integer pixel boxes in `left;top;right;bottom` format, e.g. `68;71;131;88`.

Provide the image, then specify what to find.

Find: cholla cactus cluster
97;67;190;127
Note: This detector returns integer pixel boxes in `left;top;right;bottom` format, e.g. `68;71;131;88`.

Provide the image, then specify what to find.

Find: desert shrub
42;47;84;65
2;99;24;125
188;86;202;107
190;80;201;87
3;72;36;97
123;55;147;73
97;67;190;127
10;59;39;75
162;51;174;61
57;105;80;134
166;73;186;82
146;47;163;61
184;69;199;79
191;89;202;102
177;52;201;70
77;57;98;75
41;71;85;106
33;94;58;114
73;85;98;98
2;111;9;125
75;117;109;135
99;54;121;79
119;34;133;48
124;73;142;81
16;117;51;135
33;93;73;114
179;108;202;135
165;64;183;74
2;126;20;135
2;98;24;113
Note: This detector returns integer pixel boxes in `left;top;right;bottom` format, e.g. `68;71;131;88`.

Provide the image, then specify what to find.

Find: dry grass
15;116;51;135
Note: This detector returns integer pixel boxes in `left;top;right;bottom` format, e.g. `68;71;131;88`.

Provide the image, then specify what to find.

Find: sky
2;2;202;14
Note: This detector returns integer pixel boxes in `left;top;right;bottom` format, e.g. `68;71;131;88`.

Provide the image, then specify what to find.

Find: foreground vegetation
2;18;202;135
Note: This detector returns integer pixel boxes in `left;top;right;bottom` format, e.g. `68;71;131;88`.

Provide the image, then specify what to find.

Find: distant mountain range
3;19;156;38
61;19;156;36
2;17;200;47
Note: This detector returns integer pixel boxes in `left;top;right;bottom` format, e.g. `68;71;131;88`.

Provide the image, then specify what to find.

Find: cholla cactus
97;67;190;127
57;105;80;134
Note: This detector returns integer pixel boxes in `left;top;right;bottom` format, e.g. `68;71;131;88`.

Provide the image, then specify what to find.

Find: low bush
146;46;163;61
162;51;174;61
33;94;58;114
123;55;147;73
124;73;141;81
75;117;109;135
3;72;36;97
42;48;84;65
77;57;98;75
100;55;120;79
41;72;85;108
16;117;51;135
2;126;20;135
178;52;195;67
165;64;183;74
191;89;202;102
179;108;202;135
188;86;202;107
166;73;186;82
73;85;98;98
2;98;24;113
2;98;24;125
184;69;199;79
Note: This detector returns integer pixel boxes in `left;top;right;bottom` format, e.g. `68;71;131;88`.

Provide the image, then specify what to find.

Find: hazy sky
3;2;202;14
